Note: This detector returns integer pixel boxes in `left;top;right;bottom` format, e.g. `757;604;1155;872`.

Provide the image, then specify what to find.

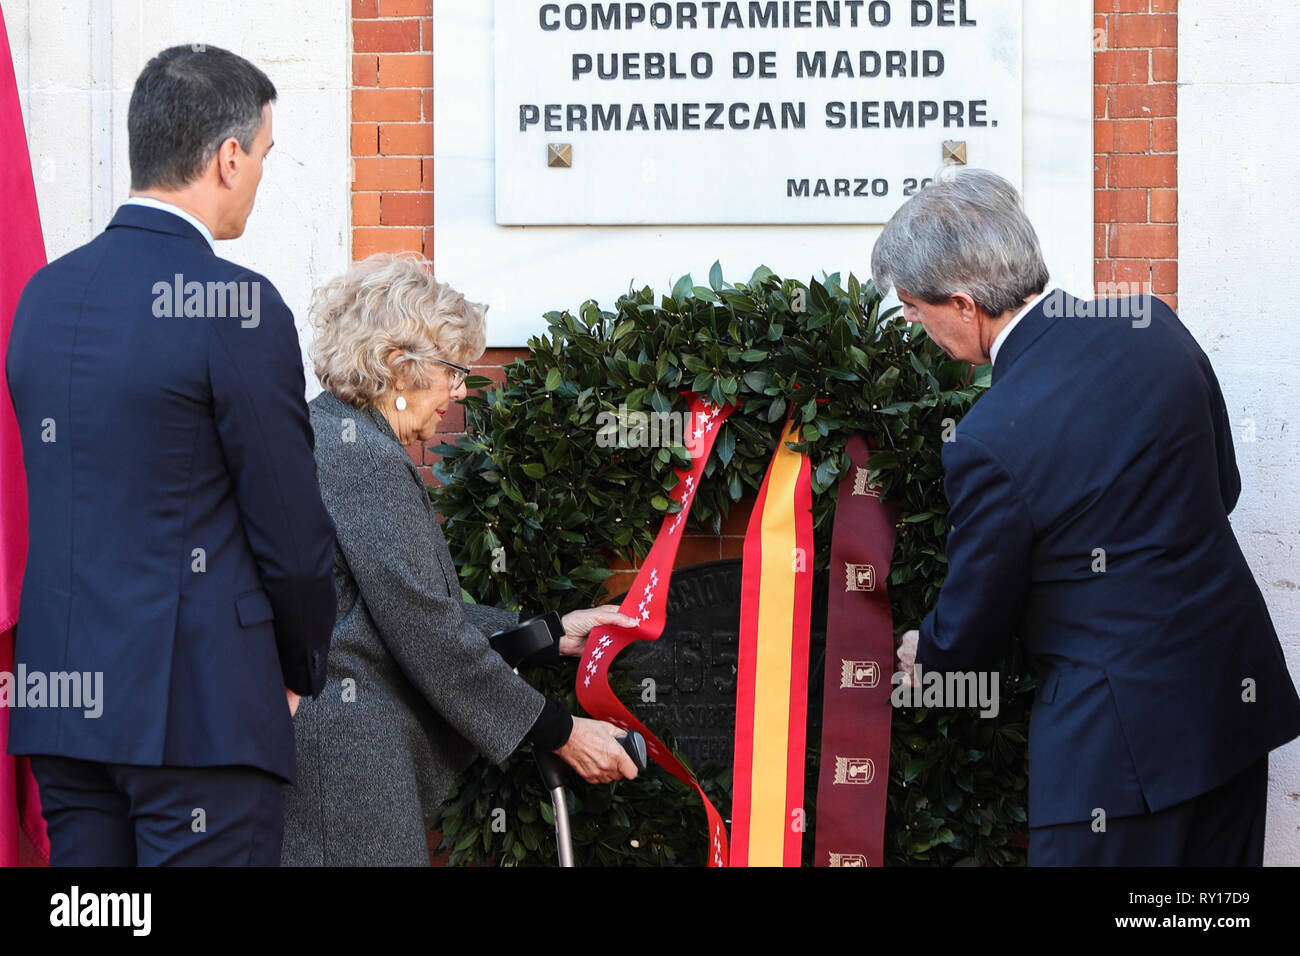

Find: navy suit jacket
917;291;1300;827
5;204;336;783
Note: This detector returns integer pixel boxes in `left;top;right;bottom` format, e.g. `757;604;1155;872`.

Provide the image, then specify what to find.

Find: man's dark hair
128;44;276;191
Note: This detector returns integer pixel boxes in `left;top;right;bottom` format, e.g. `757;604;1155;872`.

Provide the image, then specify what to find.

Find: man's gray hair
870;167;1049;317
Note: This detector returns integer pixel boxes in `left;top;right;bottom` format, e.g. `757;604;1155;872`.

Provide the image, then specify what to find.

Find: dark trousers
1029;756;1269;866
29;755;284;866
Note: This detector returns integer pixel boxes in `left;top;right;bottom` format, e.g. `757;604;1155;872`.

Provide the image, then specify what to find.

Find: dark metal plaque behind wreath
613;559;828;773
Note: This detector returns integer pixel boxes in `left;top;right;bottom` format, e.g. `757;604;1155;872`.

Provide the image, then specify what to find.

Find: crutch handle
536;749;568;791
619;730;648;771
537;730;647;788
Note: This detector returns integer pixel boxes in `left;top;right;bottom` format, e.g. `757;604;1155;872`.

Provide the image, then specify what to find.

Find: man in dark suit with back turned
876;167;1300;865
5;45;336;865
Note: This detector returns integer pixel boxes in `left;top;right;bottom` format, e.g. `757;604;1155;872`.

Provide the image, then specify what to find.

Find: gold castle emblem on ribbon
840;659;880;689
845;562;876;592
833;756;875;786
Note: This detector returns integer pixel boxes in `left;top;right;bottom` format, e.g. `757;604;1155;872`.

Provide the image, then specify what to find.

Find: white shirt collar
122;196;217;252
990;287;1054;367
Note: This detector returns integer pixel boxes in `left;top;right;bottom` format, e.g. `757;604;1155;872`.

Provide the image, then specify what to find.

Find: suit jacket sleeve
208;278;337;696
1161;297;1241;514
916;431;1035;674
329;458;546;764
1202;353;1241;515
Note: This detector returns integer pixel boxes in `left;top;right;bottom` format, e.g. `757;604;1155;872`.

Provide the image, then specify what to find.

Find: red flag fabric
0;8;51;867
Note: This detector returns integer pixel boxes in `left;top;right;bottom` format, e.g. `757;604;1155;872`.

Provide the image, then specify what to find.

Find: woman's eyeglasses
432;357;471;390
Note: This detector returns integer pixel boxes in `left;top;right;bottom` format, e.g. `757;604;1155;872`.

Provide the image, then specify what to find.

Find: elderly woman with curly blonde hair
281;253;638;867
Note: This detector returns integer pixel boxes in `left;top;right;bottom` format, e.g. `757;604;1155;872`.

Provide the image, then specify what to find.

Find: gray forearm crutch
490;612;649;867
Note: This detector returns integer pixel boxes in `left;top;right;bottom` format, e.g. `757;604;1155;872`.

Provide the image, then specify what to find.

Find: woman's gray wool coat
281;390;544;866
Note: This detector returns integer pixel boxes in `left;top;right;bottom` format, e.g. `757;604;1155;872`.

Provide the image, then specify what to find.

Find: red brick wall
351;0;433;262
350;0;1178;595
1094;0;1178;310
350;0;523;490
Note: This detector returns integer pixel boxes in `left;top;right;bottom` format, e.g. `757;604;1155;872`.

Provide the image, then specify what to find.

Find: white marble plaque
494;0;1022;224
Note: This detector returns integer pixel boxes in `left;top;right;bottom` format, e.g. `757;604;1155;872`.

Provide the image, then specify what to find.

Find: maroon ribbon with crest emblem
813;433;900;866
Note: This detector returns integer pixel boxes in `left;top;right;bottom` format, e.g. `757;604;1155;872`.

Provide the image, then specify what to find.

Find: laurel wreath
429;264;1032;866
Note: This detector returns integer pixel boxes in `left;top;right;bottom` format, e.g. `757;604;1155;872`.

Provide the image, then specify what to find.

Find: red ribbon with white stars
576;392;734;867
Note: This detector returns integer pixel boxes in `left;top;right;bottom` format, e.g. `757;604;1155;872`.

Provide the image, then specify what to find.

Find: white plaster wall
1;0;351;394
1181;0;1300;865
435;0;1095;345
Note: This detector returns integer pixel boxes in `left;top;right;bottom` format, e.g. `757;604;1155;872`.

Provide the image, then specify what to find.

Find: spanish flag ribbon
577;392;735;867
729;409;814;866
